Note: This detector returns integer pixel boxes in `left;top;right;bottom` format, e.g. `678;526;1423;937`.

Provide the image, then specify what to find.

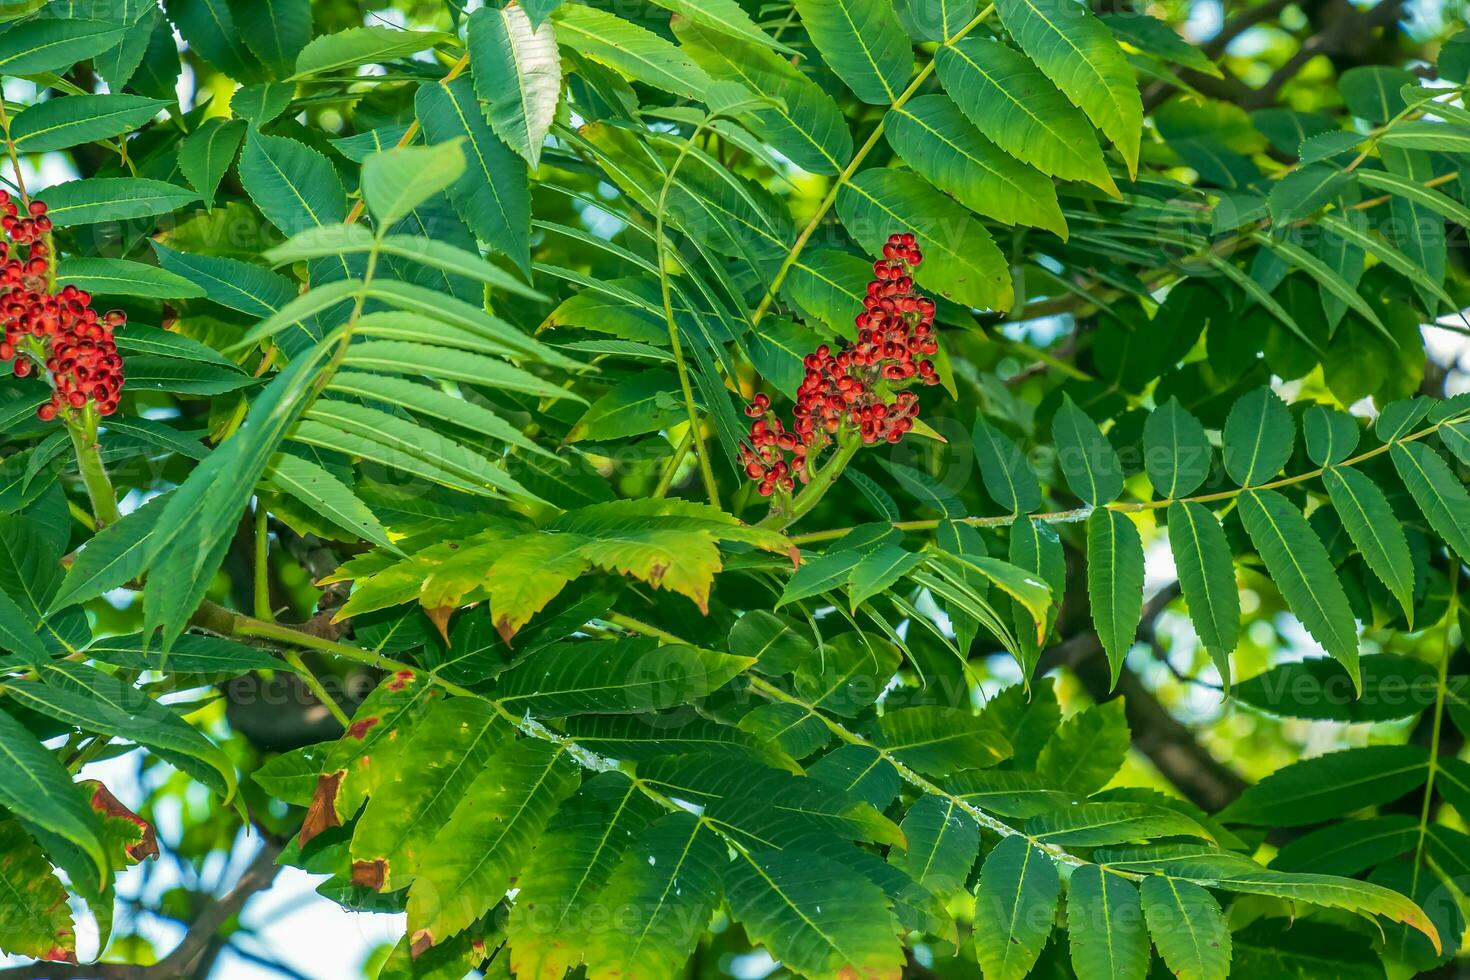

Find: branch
0;840;283;980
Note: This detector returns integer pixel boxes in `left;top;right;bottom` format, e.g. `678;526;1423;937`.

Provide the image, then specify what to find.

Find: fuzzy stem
65;411;120;528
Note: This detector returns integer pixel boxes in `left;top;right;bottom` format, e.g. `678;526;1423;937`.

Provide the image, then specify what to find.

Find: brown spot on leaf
351;858;388;890
386;669;416;692
347;716;380;740
787;545;801;569
648;561;668;586
410;929;434;959
83;780;157;862
496;615;517;646
298;771;345;847
41;946;76;964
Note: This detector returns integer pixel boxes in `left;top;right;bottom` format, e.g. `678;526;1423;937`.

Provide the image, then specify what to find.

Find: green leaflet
1140;876;1231;980
0;709;107;890
896;0;978;41
55;259;204;300
1318;212;1457;313
675;19;852;176
169;0;260;80
1382;144;1447;315
1143;397;1212;499
1052;395;1123;504
0;589;45;663
1249;231;1390;340
567;371;686;441
348;698;510;890
780;548;864;606
1235;654;1437;724
82;632;288;677
1267;164;1351;224
874;705;1012;776
38;177;200;228
1222;386;1294;486
361;143;468;227
888;795;980;895
644;0;791;55
791;0;912;104
972;835;1059;980
973;416;1043;513
414;78;533;275
496;637;753;715
1037;699;1129;795
886;94;1067;237
407;740;580;945
1237;489;1360;690
993;0;1143;175
1008;517;1064;676
1339;65;1418;122
846;543;923;612
325;372;549;458
726;845;906;976
1085;510;1144;687
505;772;662;978
836;168;1012;311
792;631;901;717
1303;405;1360;465
1271;815;1419;874
1205;253;1310;348
780;248;870;335
1027;802;1214;846
468;5;560;169
936;38;1117;193
552;4;713;100
1321;466;1415;621
337;342;572;400
238;130;349;239
9;94;166;152
232;81;295;127
1391;441;1470;565
6;663;237;803
237;0;310;77
301;400;535;502
291;26;451;79
1067;865;1149;980
1221;745;1429;826
730;610;814;676
264;453;397;554
581;812;725;980
1101;11;1221;77
1166;502;1239;685
736;703;831;759
178;118;246;211
48;491;170;613
0;18;127;75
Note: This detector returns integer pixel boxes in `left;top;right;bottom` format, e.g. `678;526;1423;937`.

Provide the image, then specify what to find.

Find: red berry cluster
0;195;126;420
741;233;940;496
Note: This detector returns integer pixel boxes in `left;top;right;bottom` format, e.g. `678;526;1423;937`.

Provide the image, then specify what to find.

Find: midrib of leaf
1241;490;1357;657
829;0;896;102
913;799;961;883
220;606;1444;951
1404;575;1459;944
1162;877;1209;976
787;409;1470;545
749;4;996;326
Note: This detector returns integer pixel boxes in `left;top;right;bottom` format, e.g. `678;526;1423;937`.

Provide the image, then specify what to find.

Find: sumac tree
0;0;1468;978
